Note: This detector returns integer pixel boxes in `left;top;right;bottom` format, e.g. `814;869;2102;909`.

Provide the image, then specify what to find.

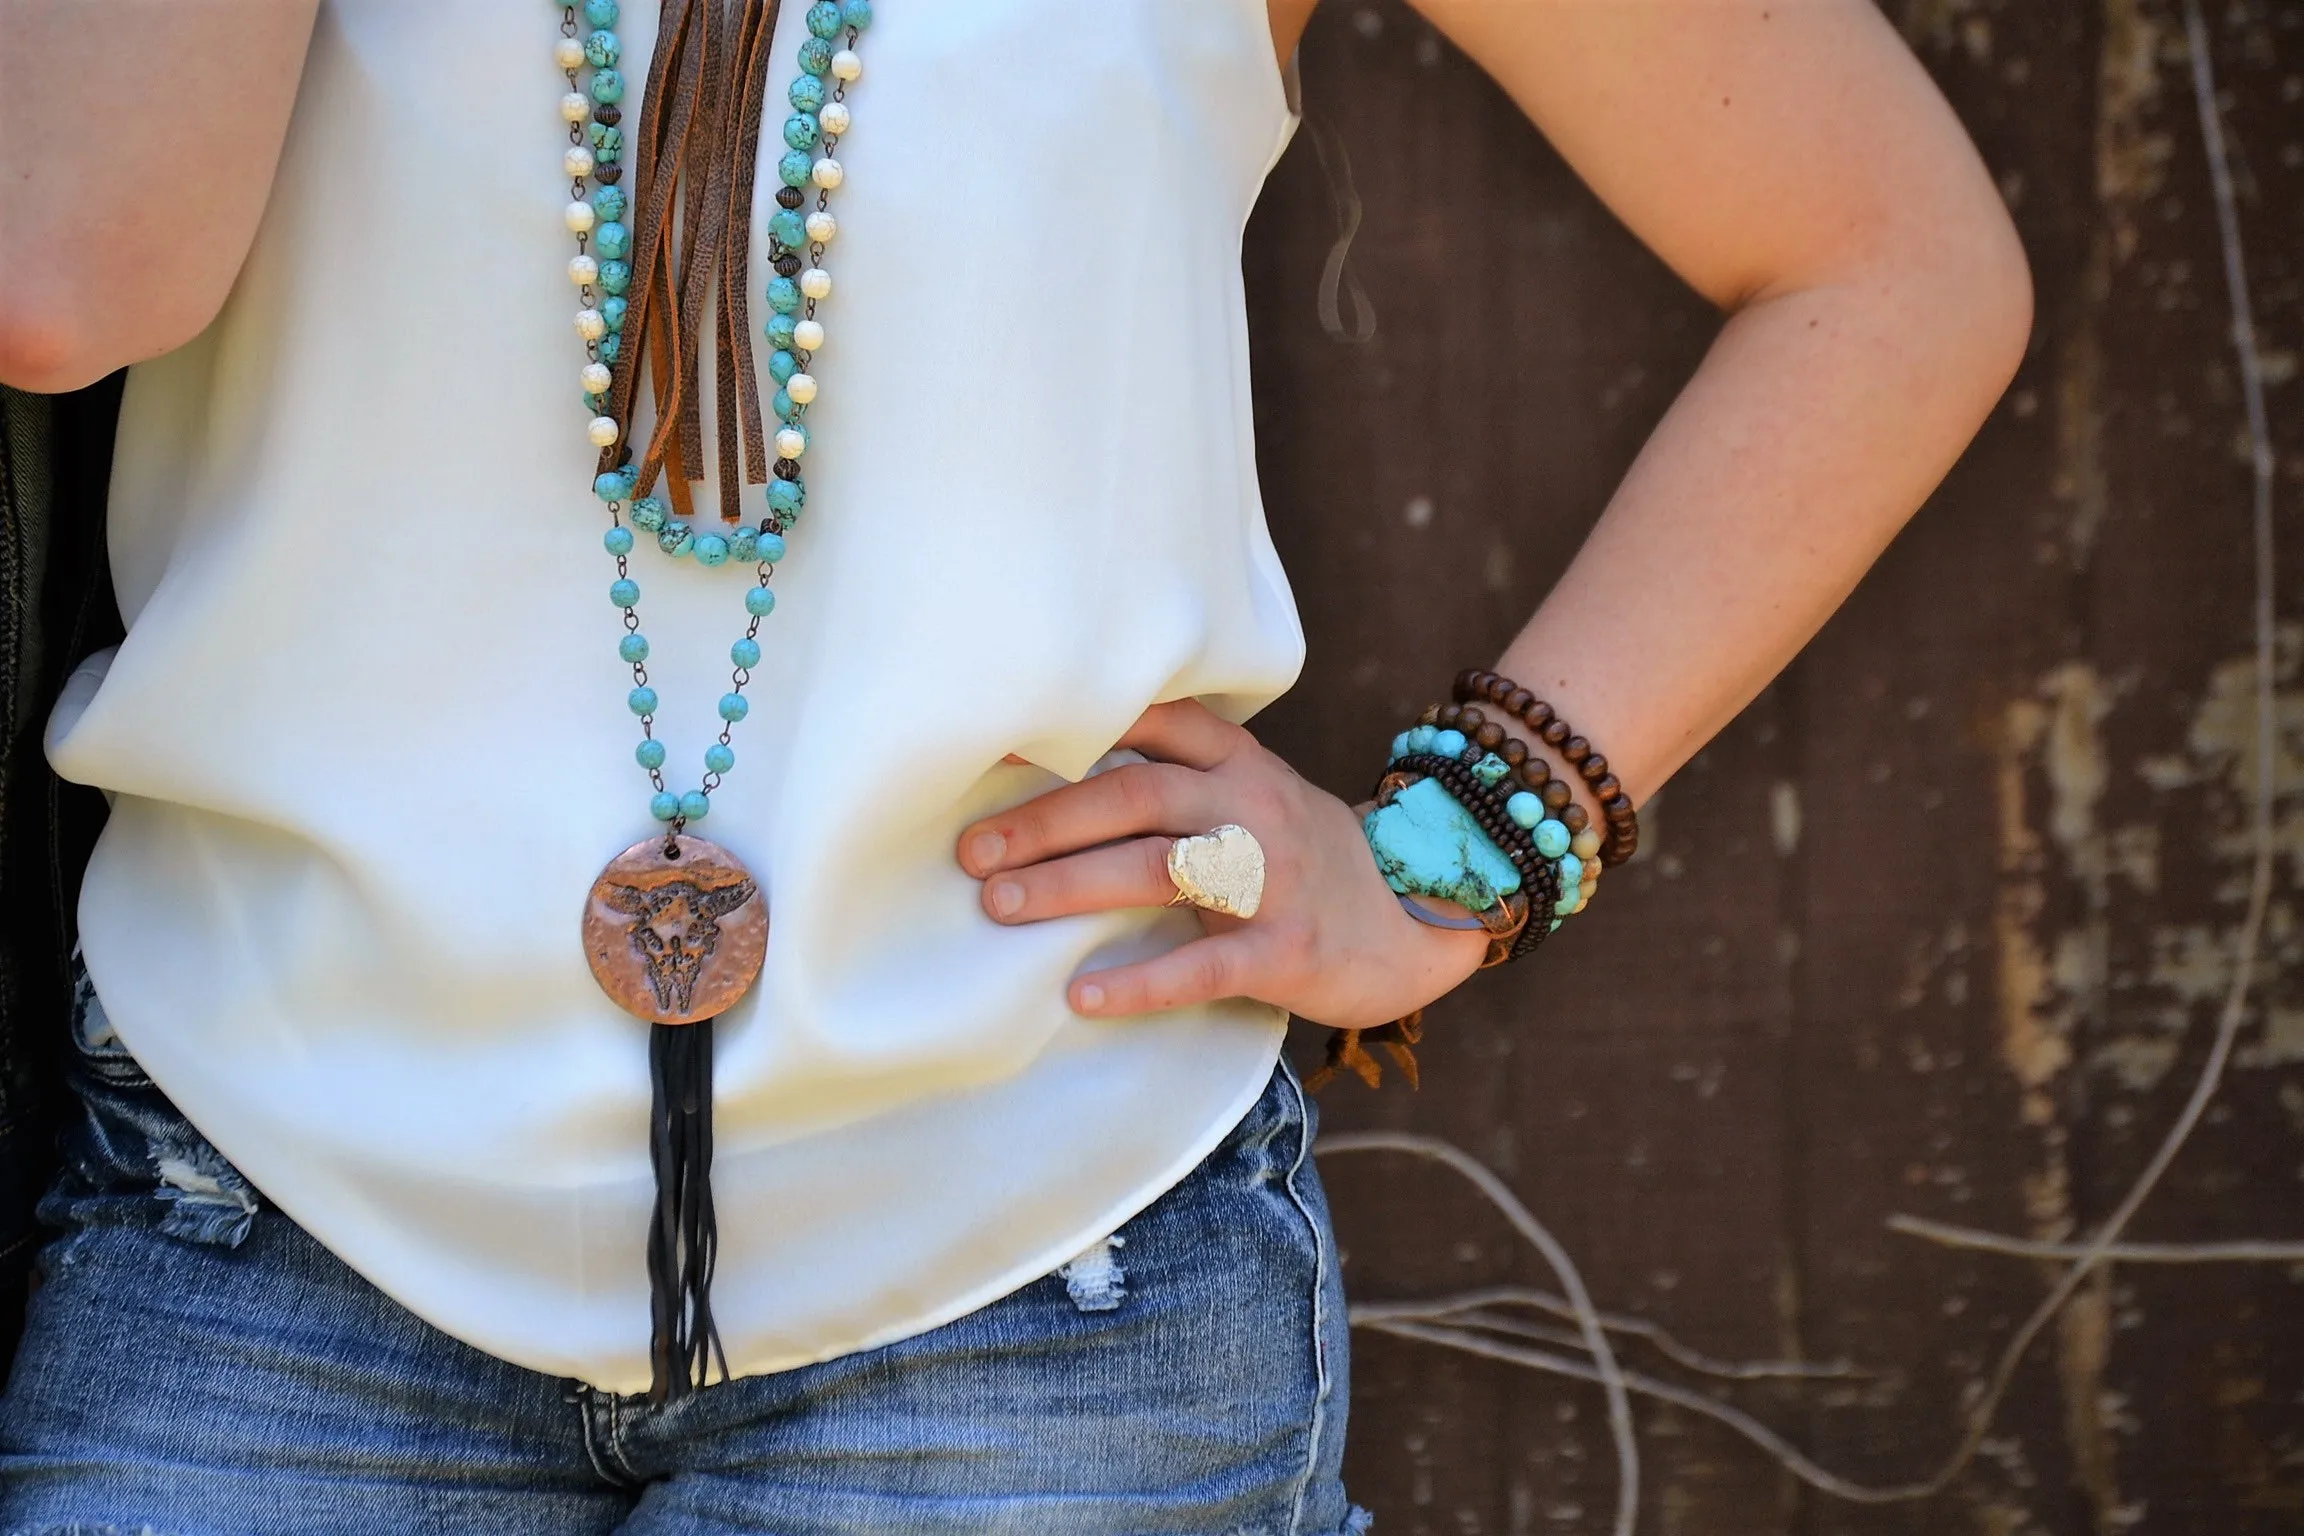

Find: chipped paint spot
2039;662;2115;897
1994;695;2073;1106
2239;1006;2304;1068
2095;1035;2182;1092
2058;1276;2123;1530
1896;918;1975;1012
2136;627;2304;1074
2053;244;2111;565
2183;627;2304;884
2096;0;2173;267
1995;659;2127;1521
1769;780;1801;857
2108;823;2160;893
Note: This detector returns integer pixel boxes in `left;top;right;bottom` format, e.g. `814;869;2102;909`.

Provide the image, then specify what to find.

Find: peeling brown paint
2057;1278;2124;1530
1995;660;2133;1524
1983;610;2304;1528
2134;626;2304;1074
2096;0;2174;267
1994;696;2075;1109
2052;280;2111;565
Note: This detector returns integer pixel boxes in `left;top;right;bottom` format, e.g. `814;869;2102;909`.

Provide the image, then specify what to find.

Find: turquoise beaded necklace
559;0;867;831
553;0;873;1401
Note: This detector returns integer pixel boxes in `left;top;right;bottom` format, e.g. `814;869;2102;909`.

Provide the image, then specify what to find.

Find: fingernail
1076;983;1105;1011
967;831;1006;870
989;880;1023;917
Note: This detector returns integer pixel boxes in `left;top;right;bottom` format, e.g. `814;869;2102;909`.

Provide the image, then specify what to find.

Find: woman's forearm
0;0;318;392
1395;0;2036;820
1494;244;2032;820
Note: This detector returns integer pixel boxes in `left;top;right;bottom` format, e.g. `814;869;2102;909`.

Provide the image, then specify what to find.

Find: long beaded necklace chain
550;0;873;1402
555;0;869;832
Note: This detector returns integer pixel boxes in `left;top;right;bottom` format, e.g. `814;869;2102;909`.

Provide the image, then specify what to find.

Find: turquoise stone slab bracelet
1362;776;1524;913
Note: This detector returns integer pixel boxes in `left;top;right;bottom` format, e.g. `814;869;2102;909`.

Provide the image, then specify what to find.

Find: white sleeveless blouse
45;0;1304;1391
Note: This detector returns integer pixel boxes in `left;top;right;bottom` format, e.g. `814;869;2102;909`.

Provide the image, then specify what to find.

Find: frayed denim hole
1056;1233;1126;1312
150;1136;258;1248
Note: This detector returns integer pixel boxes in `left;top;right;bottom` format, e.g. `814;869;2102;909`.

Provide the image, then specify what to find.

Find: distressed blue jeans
0;972;1367;1535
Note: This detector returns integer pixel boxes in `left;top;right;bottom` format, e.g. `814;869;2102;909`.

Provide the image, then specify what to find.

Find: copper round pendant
583;835;768;1025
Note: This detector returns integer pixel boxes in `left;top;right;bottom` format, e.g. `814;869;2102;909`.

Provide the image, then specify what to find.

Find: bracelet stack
1311;669;1642;1093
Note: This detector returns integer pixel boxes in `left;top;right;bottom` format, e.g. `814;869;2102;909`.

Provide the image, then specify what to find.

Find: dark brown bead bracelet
1416;701;1556;800
1453;669;1641;866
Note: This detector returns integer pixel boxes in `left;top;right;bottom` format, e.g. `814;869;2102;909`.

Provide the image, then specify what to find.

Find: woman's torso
45;0;1303;1390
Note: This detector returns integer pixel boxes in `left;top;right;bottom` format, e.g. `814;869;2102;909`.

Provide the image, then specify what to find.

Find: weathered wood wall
1242;2;2303;1531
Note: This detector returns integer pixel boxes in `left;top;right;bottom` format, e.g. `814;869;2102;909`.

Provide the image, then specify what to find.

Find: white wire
1318;1132;1641;1536
1888;1216;2304;1264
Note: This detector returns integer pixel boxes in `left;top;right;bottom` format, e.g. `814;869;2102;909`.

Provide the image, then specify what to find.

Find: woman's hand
957;700;1489;1028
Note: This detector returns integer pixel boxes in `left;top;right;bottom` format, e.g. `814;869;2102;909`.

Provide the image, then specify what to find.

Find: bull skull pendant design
583;835;769;1025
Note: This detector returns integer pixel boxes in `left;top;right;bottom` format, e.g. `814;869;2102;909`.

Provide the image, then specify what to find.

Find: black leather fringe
647;1020;725;1401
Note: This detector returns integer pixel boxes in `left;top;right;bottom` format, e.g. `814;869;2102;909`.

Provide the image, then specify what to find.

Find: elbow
0;266;212;393
0;260;111;391
1908;166;2036;405
0;296;140;395
0;310;112;395
1956;208;2035;398
1846;199;2035;419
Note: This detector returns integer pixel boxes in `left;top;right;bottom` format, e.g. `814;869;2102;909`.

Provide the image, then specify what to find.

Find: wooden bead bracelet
1453;668;1639;866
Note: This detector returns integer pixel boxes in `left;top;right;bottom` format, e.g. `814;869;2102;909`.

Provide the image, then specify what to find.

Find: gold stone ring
1164;824;1267;920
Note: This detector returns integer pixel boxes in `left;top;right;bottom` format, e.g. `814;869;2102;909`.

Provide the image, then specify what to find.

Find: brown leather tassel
1305;1012;1425;1094
599;0;701;499
718;0;776;520
599;0;782;524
